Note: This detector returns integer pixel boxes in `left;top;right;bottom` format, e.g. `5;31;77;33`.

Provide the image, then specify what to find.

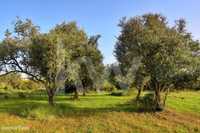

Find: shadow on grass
0;93;156;119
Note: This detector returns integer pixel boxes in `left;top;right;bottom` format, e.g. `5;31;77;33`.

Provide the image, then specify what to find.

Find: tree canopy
115;13;200;110
0;19;104;105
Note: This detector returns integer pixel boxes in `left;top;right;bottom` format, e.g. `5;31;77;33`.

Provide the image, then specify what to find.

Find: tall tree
115;13;200;110
0;19;69;105
51;23;104;98
0;19;104;104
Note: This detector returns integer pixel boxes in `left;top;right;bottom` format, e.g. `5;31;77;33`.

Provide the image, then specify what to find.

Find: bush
20;80;43;90
125;88;137;96
102;81;117;92
136;92;163;112
3;86;8;90
18;92;27;98
0;74;43;91
19;104;68;119
4;95;9;99
110;91;125;96
28;106;55;119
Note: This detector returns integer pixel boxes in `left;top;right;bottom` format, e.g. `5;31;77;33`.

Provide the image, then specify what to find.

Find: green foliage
115;13;200;110
126;88;138;96
0;74;43;92
110;90;127;96
102;81;117;92
17;92;27;98
105;63;131;90
0;18;104;104
27;105;67;119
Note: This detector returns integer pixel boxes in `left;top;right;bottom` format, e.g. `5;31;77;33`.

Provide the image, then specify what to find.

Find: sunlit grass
0;90;199;133
167;91;200;114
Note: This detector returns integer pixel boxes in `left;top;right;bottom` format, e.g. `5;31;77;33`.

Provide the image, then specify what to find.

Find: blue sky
0;0;199;64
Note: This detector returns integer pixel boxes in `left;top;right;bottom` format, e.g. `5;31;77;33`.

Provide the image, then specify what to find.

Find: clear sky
0;0;199;64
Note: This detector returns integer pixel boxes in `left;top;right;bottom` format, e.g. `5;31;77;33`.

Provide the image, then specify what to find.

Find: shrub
3;86;8;90
27;104;67;119
136;92;165;112
28;106;55;119
0;74;43;91
18;92;27;98
110;91;125;96
4;95;9;99
125;88;137;96
102;81;117;92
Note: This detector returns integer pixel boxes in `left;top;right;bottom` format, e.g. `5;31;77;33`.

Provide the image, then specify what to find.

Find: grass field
0;91;199;133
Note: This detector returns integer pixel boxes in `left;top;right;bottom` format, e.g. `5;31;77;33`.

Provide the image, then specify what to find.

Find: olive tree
51;23;104;98
0;19;104;104
0;19;69;105
115;13;200;110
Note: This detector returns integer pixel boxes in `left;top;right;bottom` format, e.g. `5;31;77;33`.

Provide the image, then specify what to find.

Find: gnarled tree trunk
47;88;55;106
136;88;141;101
83;89;86;96
73;88;79;99
154;88;163;111
48;94;54;106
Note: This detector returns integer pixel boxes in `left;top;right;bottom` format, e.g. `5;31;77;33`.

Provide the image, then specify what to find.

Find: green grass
0;92;136;117
167;91;200;114
0;90;199;133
